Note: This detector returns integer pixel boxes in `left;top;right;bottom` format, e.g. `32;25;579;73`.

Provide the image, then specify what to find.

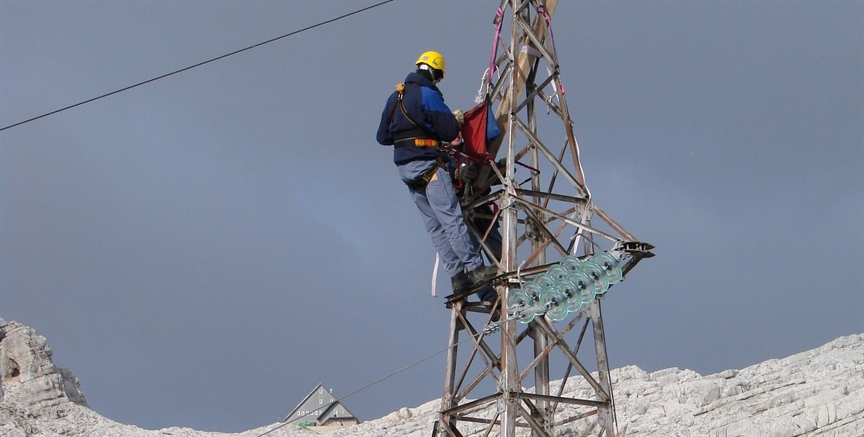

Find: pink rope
537;5;562;93
488;7;505;82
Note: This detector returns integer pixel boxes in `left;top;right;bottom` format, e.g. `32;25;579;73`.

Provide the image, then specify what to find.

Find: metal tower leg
589;300;616;436
438;301;462;437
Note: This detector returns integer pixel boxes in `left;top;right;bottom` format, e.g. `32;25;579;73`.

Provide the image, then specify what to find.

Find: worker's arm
376;92;398;146
419;87;459;143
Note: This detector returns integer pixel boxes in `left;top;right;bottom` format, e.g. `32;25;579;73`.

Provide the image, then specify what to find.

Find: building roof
283;383;358;425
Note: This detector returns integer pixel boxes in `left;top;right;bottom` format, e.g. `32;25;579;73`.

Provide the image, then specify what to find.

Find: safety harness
389;82;445;190
404;156;446;190
390;83;442;149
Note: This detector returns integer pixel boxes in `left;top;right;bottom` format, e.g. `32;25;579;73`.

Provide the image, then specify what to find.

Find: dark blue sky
2;1;862;433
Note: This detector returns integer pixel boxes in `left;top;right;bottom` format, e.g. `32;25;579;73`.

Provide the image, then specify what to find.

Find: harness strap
390;82;441;148
389;83;419;126
394;126;440;148
405;158;445;190
398;99;418;126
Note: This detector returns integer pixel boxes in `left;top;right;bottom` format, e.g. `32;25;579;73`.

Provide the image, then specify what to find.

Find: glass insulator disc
559;255;582;274
555;277;583;313
591;251;623;285
569;269;597;304
538;286;568;322
533;273;556;289
547;264;569;282
521;282;543;303
581;260;610;295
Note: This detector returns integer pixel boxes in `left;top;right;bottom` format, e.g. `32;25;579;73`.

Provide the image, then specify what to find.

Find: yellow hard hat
415;51;446;77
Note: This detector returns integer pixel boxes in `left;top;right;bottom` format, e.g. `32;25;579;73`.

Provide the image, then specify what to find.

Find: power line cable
255;314;506;437
0;0;395;133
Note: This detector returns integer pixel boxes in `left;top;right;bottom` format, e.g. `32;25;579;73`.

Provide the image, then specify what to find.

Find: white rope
431;253;440;297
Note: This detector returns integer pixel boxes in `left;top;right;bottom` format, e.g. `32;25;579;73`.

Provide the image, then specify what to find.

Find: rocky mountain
2;317;862;436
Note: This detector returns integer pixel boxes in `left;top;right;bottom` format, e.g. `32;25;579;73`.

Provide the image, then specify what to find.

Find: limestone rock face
608;333;864;437
0;316;862;437
0;319;88;407
1;318;90;436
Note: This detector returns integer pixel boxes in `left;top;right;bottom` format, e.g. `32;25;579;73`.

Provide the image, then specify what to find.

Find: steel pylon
435;2;654;436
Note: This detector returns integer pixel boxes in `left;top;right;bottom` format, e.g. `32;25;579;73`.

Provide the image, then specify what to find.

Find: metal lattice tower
435;1;654;436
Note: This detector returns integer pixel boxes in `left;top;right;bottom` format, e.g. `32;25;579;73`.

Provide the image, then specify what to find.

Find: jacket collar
405;72;441;93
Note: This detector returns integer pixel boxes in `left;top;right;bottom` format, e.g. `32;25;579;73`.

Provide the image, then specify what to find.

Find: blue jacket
376;72;460;165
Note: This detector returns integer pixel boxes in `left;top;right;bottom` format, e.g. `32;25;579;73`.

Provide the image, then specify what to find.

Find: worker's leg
399;161;465;277
425;167;485;272
408;187;464;277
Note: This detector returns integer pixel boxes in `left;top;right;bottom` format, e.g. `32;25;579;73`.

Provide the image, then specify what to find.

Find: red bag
459;101;500;160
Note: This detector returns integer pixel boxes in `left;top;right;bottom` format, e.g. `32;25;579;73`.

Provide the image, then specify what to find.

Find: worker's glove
462;163;479;182
459;163;481;187
452;109;465;125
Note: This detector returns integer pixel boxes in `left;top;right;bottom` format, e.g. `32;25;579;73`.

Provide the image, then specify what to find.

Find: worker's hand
461;163;479;182
451;133;463;147
453;109;465;125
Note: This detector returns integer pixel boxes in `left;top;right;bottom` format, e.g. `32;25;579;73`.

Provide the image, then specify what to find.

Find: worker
376;51;496;294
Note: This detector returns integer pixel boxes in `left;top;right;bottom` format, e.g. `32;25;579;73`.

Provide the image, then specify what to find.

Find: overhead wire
254;312;506;437
2;0;500;430
0;0;396;133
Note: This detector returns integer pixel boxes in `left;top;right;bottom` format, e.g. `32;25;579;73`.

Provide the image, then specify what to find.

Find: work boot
477;285;497;303
451;271;472;293
468;265;497;287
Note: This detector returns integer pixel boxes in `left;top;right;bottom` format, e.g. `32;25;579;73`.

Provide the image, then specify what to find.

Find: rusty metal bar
588;300;617;435
513;198;621;243
455;309;501;375
520;312;583;381
515;396;553;437
551;316;591;415
593;206;637;242
441;395;498;417
440;301;462;437
519;202;569;256
553;408;599;427
514;188;587;205
512;115;584;191
519;392;608;409
533;316;609;400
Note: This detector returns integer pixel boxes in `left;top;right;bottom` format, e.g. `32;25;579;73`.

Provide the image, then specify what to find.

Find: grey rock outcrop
1;318;90;436
609;332;864;436
1;316;861;437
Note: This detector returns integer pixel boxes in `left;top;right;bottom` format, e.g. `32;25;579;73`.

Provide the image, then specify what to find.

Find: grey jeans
398;160;484;277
